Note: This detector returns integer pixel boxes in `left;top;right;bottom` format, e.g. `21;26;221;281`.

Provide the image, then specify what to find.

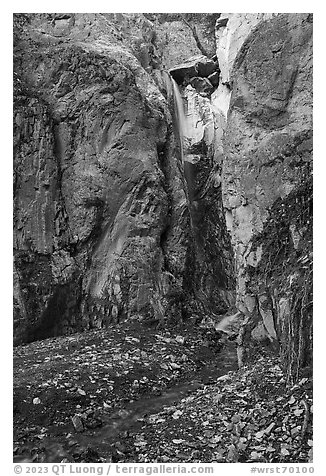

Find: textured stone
207;71;220;87
13;14;177;342
150;14;219;69
180;85;235;315
258;294;277;341
211;13;281;178
216;13;279;85
251;322;268;341
169;57;199;84
13;11;313;377
13;13;227;343
170;55;219;86
222;13;312;312
278;298;291;325
220;13;312;376
71;415;84;432
196;58;218;77
189;77;214;96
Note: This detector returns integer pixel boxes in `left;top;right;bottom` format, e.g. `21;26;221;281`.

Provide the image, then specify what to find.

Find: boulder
169;56;202;84
189;77;214;96
215;16;229;30
169;55;219;85
196;57;218;77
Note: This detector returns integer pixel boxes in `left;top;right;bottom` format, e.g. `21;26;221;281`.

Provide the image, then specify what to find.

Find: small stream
13;340;238;462
78;342;238;449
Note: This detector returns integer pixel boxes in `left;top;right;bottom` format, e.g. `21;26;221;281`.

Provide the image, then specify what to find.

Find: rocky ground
13;322;312;464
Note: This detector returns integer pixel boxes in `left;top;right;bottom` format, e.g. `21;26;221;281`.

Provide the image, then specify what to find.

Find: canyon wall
215;13;313;381
14;13;229;343
13;12;313;381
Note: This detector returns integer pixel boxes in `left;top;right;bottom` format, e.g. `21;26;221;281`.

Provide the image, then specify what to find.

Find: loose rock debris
13;322;312;463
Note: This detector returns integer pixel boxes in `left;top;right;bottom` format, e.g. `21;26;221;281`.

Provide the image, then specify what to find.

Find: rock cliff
13;13;312;381
219;13;313;381
13;13;226;343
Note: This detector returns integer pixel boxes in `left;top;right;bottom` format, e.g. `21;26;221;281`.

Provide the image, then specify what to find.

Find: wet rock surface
14;14;188;343
13;324;312;463
189;77;214;96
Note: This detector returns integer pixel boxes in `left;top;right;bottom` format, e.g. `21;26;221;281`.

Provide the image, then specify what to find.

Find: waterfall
163;72;194;203
170;77;187;163
162;72;187;161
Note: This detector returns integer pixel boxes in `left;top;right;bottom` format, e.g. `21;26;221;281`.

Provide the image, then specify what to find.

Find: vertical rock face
14;14;173;342
146;13;220;69
212;13;280;155
181;86;235;315
13;13;223;343
14;12;313;381
216;13;278;85
221;14;312;380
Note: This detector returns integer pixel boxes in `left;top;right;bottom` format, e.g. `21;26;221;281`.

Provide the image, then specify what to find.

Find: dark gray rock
189;77;214;96
169;55;219;85
196;58;218;77
169;56;201;84
216;16;229;30
15;13;215;343
13;11;313;384
207;71;220;87
13;15;180;342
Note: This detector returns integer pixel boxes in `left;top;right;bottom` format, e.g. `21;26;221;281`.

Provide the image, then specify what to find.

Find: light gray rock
221;13;312;378
223;13;312;313
71;415;84;432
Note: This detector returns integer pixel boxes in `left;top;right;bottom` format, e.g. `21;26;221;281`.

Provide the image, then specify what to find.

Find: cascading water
162;71;233;315
162;72;195;203
170;77;187;163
